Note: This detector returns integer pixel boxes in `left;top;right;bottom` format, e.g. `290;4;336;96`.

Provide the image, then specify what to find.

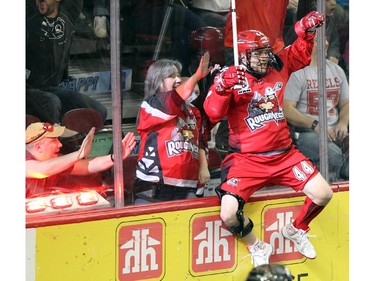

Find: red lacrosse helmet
237;30;271;53
237;30;275;78
190;26;225;65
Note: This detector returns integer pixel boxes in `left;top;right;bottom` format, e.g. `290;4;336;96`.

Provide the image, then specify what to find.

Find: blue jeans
293;130;348;182
26;86;107;124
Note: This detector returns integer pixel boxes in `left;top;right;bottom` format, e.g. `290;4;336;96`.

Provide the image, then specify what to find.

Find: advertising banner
26;189;349;281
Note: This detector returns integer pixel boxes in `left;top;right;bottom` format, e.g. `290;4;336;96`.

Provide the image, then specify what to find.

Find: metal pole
317;0;329;180
152;0;174;61
110;0;125;207
231;0;239;66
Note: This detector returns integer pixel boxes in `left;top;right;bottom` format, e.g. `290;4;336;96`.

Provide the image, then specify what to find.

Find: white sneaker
282;223;317;259
247;241;273;267
94;16;107;38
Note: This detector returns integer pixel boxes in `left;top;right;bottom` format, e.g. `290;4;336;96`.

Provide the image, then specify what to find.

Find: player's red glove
214;65;245;93
295;11;325;38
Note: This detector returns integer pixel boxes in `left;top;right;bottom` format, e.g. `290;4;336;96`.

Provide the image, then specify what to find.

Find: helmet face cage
248;47;272;74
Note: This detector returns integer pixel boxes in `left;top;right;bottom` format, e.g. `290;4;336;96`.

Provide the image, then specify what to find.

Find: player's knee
220;208;237;226
321;186;333;205
219;193;253;237
219;193;243;225
314;183;333;206
306;174;333;206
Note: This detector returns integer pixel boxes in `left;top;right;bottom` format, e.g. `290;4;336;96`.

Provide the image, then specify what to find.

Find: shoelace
297;230;316;249
242;252;261;265
243;245;267;265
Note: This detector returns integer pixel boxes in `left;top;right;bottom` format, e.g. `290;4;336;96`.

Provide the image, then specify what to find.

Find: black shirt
26;0;83;89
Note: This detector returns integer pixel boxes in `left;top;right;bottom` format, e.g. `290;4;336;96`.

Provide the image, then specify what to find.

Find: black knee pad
228;216;254;238
218;192;254;238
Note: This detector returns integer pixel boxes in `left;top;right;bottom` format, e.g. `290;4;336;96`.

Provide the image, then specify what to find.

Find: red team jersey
204;38;318;198
225;0;289;53
136;91;204;188
204;34;318;199
204;37;314;154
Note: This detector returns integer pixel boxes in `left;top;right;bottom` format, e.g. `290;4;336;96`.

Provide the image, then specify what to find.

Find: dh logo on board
117;220;164;281
263;204;306;263
190;213;236;275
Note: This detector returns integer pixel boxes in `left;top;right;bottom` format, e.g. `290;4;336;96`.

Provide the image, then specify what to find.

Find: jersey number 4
292;160;314;181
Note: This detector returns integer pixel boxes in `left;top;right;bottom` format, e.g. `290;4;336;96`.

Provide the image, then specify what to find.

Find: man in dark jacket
26;0;107;124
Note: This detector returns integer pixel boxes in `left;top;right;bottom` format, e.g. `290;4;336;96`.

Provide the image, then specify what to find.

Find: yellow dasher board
26;184;349;281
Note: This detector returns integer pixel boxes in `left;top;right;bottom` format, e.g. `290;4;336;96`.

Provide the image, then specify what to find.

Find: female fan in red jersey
134;53;212;204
